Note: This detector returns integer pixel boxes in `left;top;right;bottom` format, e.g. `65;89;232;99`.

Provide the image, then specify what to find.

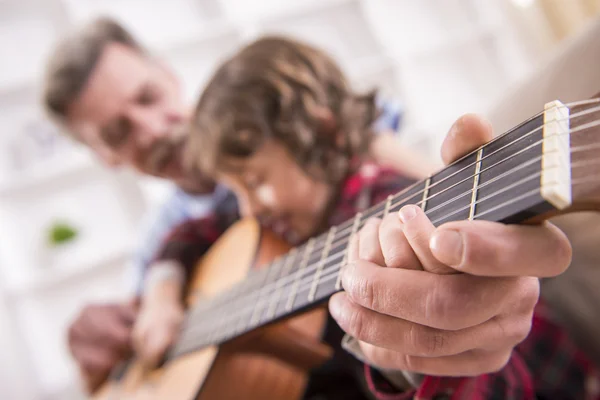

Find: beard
143;129;216;194
144;128;187;177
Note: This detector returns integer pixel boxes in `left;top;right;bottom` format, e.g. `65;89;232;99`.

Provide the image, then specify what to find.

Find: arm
132;214;229;367
130;189;218;294
369;131;442;180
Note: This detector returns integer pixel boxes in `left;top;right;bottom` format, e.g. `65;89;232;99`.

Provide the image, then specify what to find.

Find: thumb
440;114;494;165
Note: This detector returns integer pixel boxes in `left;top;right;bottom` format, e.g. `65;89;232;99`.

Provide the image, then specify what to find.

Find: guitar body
93;219;331;400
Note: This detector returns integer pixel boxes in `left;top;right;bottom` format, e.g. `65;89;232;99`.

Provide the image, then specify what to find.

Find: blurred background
0;0;598;398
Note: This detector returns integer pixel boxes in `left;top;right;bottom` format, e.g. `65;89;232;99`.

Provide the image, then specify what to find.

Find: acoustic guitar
93;96;600;399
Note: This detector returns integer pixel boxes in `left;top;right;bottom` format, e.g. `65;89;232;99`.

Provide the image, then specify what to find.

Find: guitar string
173;180;571;355
178;119;600;342
180;116;600;326
173;123;597;354
211;102;600;285
182;117;600;336
182;106;600;322
177;157;595;349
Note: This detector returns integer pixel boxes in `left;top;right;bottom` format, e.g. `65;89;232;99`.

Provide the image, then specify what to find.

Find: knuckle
402;354;419;373
361;247;381;264
358;218;381;236
549;234;572;275
515;277;540;313
361;343;392;369
346;308;369;341
380;214;400;235
383;251;405;268
495;315;532;347
513;318;533;344
349;275;380;311
408;324;448;356
487;351;513;374
424;282;461;330
464;350;511;376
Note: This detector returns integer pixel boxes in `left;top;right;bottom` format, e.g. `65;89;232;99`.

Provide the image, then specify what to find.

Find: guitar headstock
567;92;600;212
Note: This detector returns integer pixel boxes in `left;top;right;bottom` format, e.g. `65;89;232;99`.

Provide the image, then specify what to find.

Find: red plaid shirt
154;165;600;400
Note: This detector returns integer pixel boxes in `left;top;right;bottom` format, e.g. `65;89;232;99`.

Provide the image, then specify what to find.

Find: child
134;36;597;399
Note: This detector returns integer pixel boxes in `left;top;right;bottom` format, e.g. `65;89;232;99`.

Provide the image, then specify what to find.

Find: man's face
67;43;187;180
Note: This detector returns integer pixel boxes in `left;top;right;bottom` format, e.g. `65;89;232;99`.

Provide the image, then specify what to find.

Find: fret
171;98;588;363
388;180;427;214
285;238;315;311
421;176;431;211
361;204;385;221
232;263;275;334
468;148;484;220
426;151;480;226
475;114;547;222
308;227;337;301
265;249;298;320
192;264;270;343
249;255;287;327
383;195;393;217
311;262;344;303
336;212;362;290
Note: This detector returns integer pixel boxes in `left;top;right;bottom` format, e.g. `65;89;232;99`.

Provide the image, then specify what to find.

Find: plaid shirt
154;165;600;400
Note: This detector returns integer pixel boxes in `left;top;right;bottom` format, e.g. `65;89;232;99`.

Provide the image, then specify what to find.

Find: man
42;17;236;391
42;18;416;392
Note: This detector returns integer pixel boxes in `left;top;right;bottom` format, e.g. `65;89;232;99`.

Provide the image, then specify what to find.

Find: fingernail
328;293;343;318
430;230;464;267
399;205;418;223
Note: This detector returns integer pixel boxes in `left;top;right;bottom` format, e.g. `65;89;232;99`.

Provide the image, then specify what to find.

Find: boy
43;18;438;392
134;36;595;399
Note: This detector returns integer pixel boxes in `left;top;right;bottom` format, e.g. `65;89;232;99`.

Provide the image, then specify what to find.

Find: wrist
143;260;185;307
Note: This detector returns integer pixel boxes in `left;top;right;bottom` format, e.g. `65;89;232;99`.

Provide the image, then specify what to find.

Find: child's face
216;139;333;244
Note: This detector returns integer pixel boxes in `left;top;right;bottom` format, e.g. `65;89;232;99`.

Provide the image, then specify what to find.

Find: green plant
48;221;78;246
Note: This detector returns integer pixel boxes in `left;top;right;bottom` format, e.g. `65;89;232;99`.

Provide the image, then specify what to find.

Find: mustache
145;133;187;175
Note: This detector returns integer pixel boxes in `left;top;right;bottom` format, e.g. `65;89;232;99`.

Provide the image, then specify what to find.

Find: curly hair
186;35;379;184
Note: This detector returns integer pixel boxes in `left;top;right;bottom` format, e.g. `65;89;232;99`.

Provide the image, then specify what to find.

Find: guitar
93;96;600;399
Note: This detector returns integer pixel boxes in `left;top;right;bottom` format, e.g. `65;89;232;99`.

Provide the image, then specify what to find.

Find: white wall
0;1;565;399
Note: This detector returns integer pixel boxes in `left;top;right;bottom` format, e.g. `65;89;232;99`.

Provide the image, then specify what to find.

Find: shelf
0;149;98;197
3;246;131;297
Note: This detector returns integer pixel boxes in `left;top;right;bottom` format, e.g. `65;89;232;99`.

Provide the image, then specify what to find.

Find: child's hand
132;299;184;368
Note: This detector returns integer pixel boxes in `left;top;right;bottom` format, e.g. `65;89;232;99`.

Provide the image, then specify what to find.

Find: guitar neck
170;97;600;360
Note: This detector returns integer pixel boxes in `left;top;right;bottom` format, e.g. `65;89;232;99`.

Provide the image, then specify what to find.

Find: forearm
369;132;441;180
143;260;186;306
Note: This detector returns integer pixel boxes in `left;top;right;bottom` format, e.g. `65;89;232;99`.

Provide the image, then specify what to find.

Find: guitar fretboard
170;101;572;360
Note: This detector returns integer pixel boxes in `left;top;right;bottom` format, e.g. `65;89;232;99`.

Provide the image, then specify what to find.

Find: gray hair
42;17;143;137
